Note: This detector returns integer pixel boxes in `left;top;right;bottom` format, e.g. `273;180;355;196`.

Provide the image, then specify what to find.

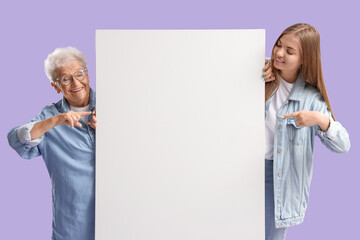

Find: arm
313;94;350;153
30;110;92;139
282;96;350;153
7;112;46;159
30;115;59;140
7;109;92;159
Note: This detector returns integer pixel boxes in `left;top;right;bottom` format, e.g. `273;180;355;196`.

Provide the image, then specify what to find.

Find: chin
273;62;283;70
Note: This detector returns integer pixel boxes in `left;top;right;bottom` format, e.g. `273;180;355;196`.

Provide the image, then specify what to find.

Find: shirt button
278;172;282;177
277;199;281;203
278;148;282;153
278;124;282;129
277;222;281;227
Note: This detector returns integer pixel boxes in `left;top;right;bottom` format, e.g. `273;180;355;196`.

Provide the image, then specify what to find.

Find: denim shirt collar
59;88;96;113
287;72;306;102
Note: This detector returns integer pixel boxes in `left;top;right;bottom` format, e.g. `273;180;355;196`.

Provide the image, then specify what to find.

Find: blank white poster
96;29;265;240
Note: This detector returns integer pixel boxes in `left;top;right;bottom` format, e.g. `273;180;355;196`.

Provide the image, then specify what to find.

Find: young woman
262;23;350;240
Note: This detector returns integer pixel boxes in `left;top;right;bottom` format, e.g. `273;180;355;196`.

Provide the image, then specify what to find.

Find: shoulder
301;83;328;111
302;82;324;101
37;99;62;119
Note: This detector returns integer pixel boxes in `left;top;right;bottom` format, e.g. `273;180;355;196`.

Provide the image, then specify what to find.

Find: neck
70;102;89;108
67;96;90;108
279;70;299;84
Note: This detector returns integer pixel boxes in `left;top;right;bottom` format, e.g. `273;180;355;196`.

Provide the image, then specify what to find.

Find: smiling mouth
275;57;285;63
71;87;83;93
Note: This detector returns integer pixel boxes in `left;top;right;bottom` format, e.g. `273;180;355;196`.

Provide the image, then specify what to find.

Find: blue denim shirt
7;89;96;240
265;74;350;228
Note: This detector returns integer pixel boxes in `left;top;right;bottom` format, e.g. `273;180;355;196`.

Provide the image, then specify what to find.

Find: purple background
1;0;359;239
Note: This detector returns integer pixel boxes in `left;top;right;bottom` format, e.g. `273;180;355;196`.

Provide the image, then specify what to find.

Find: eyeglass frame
54;68;88;86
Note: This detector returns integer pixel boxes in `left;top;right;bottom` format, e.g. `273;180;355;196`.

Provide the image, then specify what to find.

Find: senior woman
7;47;97;240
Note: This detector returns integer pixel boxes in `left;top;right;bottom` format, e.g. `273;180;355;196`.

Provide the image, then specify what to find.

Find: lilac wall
1;0;358;239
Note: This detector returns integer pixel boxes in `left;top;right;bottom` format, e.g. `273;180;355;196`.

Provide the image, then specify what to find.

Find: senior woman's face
51;61;91;108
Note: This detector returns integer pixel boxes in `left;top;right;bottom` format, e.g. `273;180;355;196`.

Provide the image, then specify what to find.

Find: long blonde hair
266;23;335;120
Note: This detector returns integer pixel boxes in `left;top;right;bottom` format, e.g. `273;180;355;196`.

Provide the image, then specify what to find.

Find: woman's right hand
262;59;276;82
30;111;92;140
56;111;92;128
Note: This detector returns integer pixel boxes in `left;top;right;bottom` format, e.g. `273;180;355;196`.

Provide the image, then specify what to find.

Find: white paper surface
96;29;265;240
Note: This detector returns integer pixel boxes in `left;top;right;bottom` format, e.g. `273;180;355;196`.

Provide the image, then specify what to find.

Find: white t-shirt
69;104;90;124
265;77;294;160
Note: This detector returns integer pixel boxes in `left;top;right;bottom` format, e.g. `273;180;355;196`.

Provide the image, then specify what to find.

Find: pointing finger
282;112;298;119
79;111;92;116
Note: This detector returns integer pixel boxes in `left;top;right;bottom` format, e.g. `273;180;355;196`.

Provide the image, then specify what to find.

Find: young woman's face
272;33;302;74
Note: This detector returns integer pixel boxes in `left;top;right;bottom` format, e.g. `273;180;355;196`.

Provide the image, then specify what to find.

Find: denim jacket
7;89;96;240
265;73;350;228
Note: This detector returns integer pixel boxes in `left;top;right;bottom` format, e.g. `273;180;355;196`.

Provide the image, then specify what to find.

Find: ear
51;82;62;94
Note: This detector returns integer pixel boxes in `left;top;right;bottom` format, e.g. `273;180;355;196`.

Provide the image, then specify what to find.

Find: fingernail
262;74;265;77
273;73;275;76
263;69;266;72
264;77;267;81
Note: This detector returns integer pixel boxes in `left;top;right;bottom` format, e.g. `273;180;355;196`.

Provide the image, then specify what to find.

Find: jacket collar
60;88;96;113
286;72;306;102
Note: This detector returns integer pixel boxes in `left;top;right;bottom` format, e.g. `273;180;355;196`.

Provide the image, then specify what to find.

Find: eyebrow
278;40;297;52
60;68;84;76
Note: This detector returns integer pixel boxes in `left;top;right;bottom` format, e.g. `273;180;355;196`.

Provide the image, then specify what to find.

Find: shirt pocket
286;119;305;145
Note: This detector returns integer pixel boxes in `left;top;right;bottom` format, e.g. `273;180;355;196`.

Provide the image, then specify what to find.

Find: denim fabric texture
265;73;350;228
7;89;96;240
266;159;287;240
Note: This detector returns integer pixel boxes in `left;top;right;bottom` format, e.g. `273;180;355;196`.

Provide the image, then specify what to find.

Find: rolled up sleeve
7;107;49;159
313;94;351;153
17;121;44;147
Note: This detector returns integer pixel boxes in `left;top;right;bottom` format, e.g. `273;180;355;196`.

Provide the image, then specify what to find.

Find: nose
276;48;285;57
70;77;83;86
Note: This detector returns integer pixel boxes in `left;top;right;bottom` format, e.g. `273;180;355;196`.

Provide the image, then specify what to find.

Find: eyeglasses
55;68;87;86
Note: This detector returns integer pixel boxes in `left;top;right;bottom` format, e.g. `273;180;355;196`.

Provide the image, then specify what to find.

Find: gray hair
44;47;87;82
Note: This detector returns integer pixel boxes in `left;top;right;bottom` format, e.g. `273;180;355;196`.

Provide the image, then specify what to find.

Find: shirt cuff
17;122;44;147
317;117;337;140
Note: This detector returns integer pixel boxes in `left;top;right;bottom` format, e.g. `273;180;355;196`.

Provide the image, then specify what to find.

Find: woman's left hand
88;111;97;129
282;110;330;131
